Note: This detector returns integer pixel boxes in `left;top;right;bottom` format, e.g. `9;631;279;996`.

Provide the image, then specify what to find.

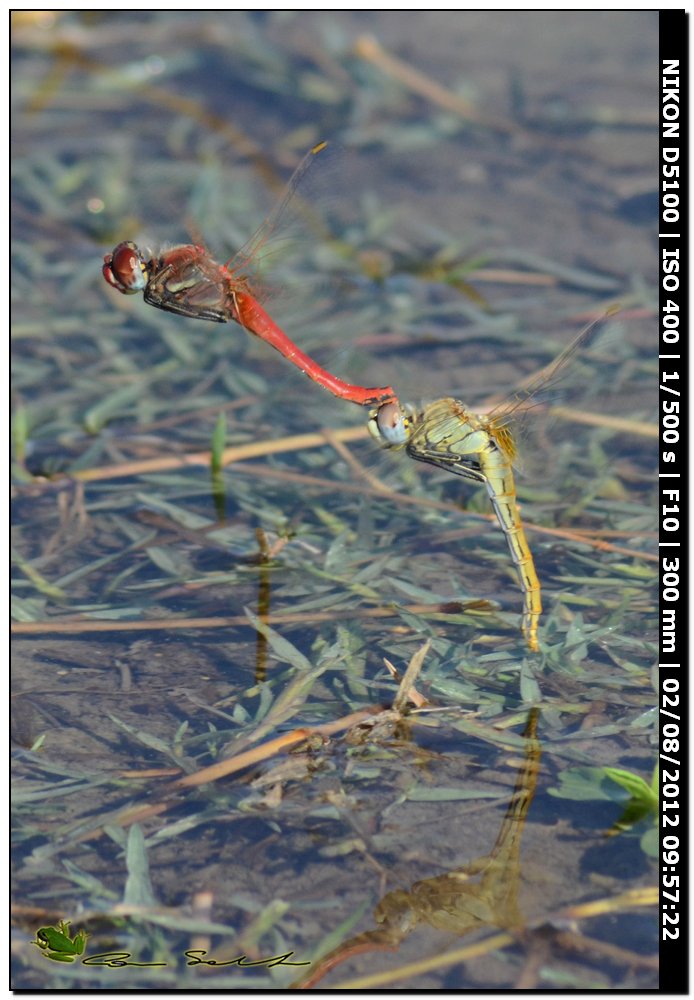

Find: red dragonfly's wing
223;141;329;282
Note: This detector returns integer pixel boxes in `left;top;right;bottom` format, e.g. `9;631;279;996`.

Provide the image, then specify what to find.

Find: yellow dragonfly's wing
479;308;616;468
485;309;615;432
374;309;616;478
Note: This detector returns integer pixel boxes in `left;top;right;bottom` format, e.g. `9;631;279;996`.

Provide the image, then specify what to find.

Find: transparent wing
223;141;330;281
399;308;617;476
485;308;616;431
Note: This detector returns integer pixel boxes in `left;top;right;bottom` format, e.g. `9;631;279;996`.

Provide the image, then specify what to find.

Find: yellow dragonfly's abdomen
478;437;541;652
402;399;540;651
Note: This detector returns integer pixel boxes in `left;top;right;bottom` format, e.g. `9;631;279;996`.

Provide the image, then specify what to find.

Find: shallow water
12;11;657;990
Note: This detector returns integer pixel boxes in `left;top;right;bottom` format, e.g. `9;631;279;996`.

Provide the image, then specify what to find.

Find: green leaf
123;824;158;907
406;786;503;802
83;382;143;433
12;405;29;462
640;825;659;857
145;545;192;577
519;659;542;703
244;607;313;672
12;549;67;599
602;767;658;808
135;493;212;530
549;766;626;802
550;765;659;823
211;411;227;475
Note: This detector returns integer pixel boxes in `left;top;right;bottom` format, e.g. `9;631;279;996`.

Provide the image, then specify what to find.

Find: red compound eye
102;241;148;294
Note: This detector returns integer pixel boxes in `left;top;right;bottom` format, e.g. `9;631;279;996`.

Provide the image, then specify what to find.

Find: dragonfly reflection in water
102;142;395;408
368;315;612;652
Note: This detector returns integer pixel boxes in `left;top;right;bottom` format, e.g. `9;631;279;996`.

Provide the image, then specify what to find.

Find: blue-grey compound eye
376;401;410;445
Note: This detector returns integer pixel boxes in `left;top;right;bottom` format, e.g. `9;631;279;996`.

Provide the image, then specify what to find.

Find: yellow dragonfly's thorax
403;399;520;480
486;419;518;464
408;399;493;463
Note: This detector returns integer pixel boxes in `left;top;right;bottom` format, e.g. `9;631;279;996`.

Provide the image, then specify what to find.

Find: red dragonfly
102;141;396;408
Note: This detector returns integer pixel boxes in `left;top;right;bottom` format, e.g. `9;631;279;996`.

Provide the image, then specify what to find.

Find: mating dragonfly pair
103;140;606;653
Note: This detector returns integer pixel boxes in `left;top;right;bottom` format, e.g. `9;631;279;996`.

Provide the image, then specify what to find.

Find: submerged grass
12;11;657;990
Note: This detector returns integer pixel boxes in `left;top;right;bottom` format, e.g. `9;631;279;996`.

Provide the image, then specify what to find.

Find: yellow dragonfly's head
368;400;414;448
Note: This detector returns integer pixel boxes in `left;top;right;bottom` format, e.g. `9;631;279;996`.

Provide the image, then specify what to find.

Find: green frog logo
31;920;88;963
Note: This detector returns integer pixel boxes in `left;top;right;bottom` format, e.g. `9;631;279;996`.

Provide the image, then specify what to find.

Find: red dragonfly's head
102;241;149;294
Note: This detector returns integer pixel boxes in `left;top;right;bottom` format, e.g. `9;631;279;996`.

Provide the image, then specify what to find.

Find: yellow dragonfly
368;312;613;652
